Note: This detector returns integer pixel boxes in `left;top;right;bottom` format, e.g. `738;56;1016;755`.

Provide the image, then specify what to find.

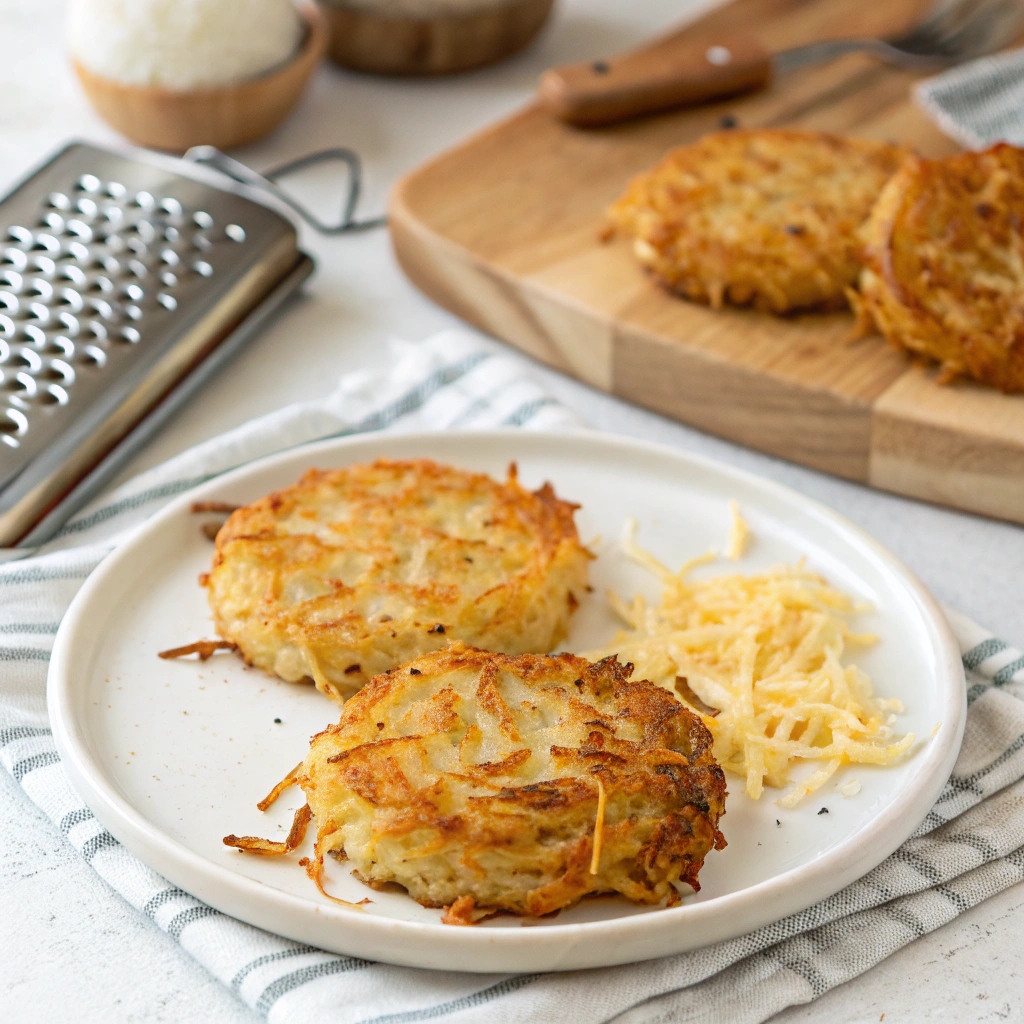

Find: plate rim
48;427;967;972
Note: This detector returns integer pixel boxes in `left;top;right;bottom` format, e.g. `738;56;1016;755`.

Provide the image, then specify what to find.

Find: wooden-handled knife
539;33;774;127
537;0;1022;127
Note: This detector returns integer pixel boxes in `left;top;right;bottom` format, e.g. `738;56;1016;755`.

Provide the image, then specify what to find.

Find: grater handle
185;147;387;235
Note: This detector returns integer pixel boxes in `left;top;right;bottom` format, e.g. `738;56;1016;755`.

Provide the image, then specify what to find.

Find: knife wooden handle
539;33;773;127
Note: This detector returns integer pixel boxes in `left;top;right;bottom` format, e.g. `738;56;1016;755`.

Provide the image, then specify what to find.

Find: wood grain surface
318;0;554;76
389;0;1024;524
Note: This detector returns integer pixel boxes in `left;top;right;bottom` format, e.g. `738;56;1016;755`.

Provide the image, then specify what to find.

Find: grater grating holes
78;344;106;367
45;336;74;358
1;407;28;443
57;287;84;312
0;163;251;450
39;359;74;384
6;371;37;398
18;325;46;347
26;278;53;301
32;233;62;253
56;311;79;336
11;348;41;372
2;248;28;270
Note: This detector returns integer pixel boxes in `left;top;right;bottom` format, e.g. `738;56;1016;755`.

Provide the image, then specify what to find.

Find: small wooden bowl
319;0;554;76
73;4;328;152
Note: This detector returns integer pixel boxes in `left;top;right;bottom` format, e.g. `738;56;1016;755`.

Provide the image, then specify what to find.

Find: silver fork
540;0;1024;126
778;0;1024;74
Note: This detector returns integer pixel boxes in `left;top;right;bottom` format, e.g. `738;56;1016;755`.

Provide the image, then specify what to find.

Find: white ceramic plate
49;430;965;973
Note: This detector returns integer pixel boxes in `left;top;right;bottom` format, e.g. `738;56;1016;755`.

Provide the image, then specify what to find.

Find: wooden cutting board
389;0;1024;525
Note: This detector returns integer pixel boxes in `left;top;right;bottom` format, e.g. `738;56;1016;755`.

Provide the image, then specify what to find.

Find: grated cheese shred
584;516;915;807
724;500;749;560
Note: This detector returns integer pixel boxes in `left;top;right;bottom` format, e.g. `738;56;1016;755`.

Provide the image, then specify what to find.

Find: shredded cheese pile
584;516;915;807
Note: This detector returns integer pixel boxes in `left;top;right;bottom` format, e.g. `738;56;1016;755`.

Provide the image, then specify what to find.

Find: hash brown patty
206;460;591;699
607;128;909;314
858;143;1024;392
300;642;727;920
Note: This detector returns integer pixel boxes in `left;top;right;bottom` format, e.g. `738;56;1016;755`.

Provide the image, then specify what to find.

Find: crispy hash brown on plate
205;459;591;699
857;143;1024;392
607;128;909;314
232;642;726;922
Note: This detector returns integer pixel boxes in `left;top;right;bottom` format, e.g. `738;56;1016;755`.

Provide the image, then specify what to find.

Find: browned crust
859;143;1024;392
205;458;591;695
607;128;909;315
302;642;727;921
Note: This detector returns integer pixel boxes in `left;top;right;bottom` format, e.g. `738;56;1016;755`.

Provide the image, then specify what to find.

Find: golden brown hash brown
607;128;909;314
205;459;591;699
857;143;1024;392
298;642;726;920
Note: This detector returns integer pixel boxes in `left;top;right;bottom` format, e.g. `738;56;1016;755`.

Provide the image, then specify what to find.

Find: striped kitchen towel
3;329;1024;1024
916;46;1024;148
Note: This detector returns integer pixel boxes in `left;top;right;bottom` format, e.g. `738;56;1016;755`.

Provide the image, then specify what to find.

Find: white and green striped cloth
917;47;1024;149
3;330;1024;1024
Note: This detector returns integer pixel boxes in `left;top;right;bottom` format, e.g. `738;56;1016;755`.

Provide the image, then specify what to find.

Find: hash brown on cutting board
298;642;726;920
858;142;1024;393
205;459;591;699
607;128;909;314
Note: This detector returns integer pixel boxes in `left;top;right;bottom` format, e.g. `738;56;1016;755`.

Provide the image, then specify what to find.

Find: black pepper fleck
592;60;610;74
719;114;738;129
429;624;445;634
273;718;281;724
775;819;781;827
410;668;421;675
784;224;806;236
818;807;829;815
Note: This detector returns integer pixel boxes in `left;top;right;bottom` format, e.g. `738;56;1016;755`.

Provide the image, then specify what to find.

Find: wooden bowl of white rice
69;0;328;151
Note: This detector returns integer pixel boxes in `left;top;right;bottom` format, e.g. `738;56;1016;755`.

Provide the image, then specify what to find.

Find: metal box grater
0;141;314;548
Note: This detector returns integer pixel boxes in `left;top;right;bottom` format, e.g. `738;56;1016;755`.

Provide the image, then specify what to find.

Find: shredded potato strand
589;775;607;874
584;518;915;806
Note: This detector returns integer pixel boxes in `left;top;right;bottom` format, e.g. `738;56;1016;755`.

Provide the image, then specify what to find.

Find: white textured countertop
2;1;1023;1021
